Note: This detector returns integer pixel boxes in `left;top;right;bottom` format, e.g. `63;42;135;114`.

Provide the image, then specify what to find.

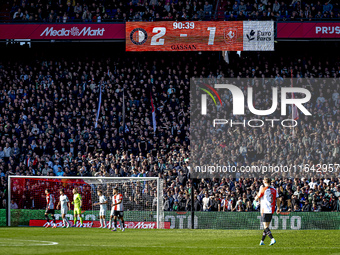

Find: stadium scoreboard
126;21;274;52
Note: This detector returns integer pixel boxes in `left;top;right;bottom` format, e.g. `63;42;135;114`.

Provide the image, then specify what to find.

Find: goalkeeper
72;188;83;228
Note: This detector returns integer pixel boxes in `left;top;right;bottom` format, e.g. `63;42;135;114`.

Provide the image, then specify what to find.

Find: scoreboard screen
126;21;274;52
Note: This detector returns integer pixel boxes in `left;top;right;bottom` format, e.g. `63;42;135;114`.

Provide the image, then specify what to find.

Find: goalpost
8;176;164;229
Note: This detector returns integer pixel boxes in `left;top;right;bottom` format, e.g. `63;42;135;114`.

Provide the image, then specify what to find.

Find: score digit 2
150;27;166;46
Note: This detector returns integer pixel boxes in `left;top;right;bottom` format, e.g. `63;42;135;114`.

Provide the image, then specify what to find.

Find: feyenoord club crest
130;28;148;45
223;28;238;44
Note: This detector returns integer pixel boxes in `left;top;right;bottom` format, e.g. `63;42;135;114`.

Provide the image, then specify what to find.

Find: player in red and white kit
44;189;56;228
109;188;125;232
255;177;280;246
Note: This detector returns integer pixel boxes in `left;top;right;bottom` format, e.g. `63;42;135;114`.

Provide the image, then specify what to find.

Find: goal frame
7;175;164;228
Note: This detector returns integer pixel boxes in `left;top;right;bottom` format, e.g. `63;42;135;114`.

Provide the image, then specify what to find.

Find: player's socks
102;220;106;228
80;217;83;226
45;215;50;228
265;228;274;239
109;220;112;229
261;230;267;241
62;218;66;228
120;220;125;230
100;219;103;228
63;218;69;227
74;216;77;226
114;219;117;229
52;216;56;225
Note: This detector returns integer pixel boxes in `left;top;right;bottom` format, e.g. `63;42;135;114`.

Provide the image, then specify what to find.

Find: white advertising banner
243;21;274;51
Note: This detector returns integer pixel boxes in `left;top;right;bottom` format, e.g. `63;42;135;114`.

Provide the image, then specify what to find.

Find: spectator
82;10;92;22
173;199;179;211
0;147;4;160
74;3;82;14
309;178;318;190
13;8;23;20
232;1;239;14
3;143;11;161
193;196;201;211
293;204;301;212
239;2;246;13
334;186;340;198
202;193;212;211
204;1;213;15
164;196;171;211
273;0;280;13
10;200;18;209
211;196;221;211
302;200;311;212
56;167;64;176
311;202;320;212
321;197;331;211
323;2;333;13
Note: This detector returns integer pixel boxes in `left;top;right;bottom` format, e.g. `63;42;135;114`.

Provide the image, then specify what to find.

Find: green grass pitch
0;228;339;255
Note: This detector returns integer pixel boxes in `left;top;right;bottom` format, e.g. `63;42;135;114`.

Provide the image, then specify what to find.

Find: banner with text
29;219;170;229
2;209;339;230
0;23;125;40
277;22;340;38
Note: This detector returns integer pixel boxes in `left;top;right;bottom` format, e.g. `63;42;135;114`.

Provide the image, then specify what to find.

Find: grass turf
0;228;339;255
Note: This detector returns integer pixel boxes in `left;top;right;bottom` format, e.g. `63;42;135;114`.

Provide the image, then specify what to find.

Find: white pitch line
72;244;340;249
0;238;58;246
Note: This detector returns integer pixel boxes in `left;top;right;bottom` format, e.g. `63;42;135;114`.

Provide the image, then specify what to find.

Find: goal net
8;176;164;229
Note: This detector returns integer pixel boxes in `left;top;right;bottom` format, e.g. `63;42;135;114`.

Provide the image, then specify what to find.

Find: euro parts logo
246;30;272;42
200;84;312;128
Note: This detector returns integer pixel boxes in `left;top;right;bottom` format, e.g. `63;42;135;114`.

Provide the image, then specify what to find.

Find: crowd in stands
5;0;217;22
0;50;339;212
2;0;340;23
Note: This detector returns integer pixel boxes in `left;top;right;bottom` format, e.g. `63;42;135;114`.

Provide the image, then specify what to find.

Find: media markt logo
70;27;80;36
224;28;238;44
40;26;105;36
130;28;148;45
246;30;255;41
199;84;312;128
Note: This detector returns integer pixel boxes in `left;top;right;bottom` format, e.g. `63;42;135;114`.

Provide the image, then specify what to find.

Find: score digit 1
207;27;216;45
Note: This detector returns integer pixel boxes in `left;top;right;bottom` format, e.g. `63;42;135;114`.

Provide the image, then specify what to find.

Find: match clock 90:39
126;21;244;52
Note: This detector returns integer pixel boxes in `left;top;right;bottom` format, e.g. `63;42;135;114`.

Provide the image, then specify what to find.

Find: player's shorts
99;208;106;216
74;207;81;215
45;209;55;214
60;206;68;215
110;209;124;217
261;213;273;223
